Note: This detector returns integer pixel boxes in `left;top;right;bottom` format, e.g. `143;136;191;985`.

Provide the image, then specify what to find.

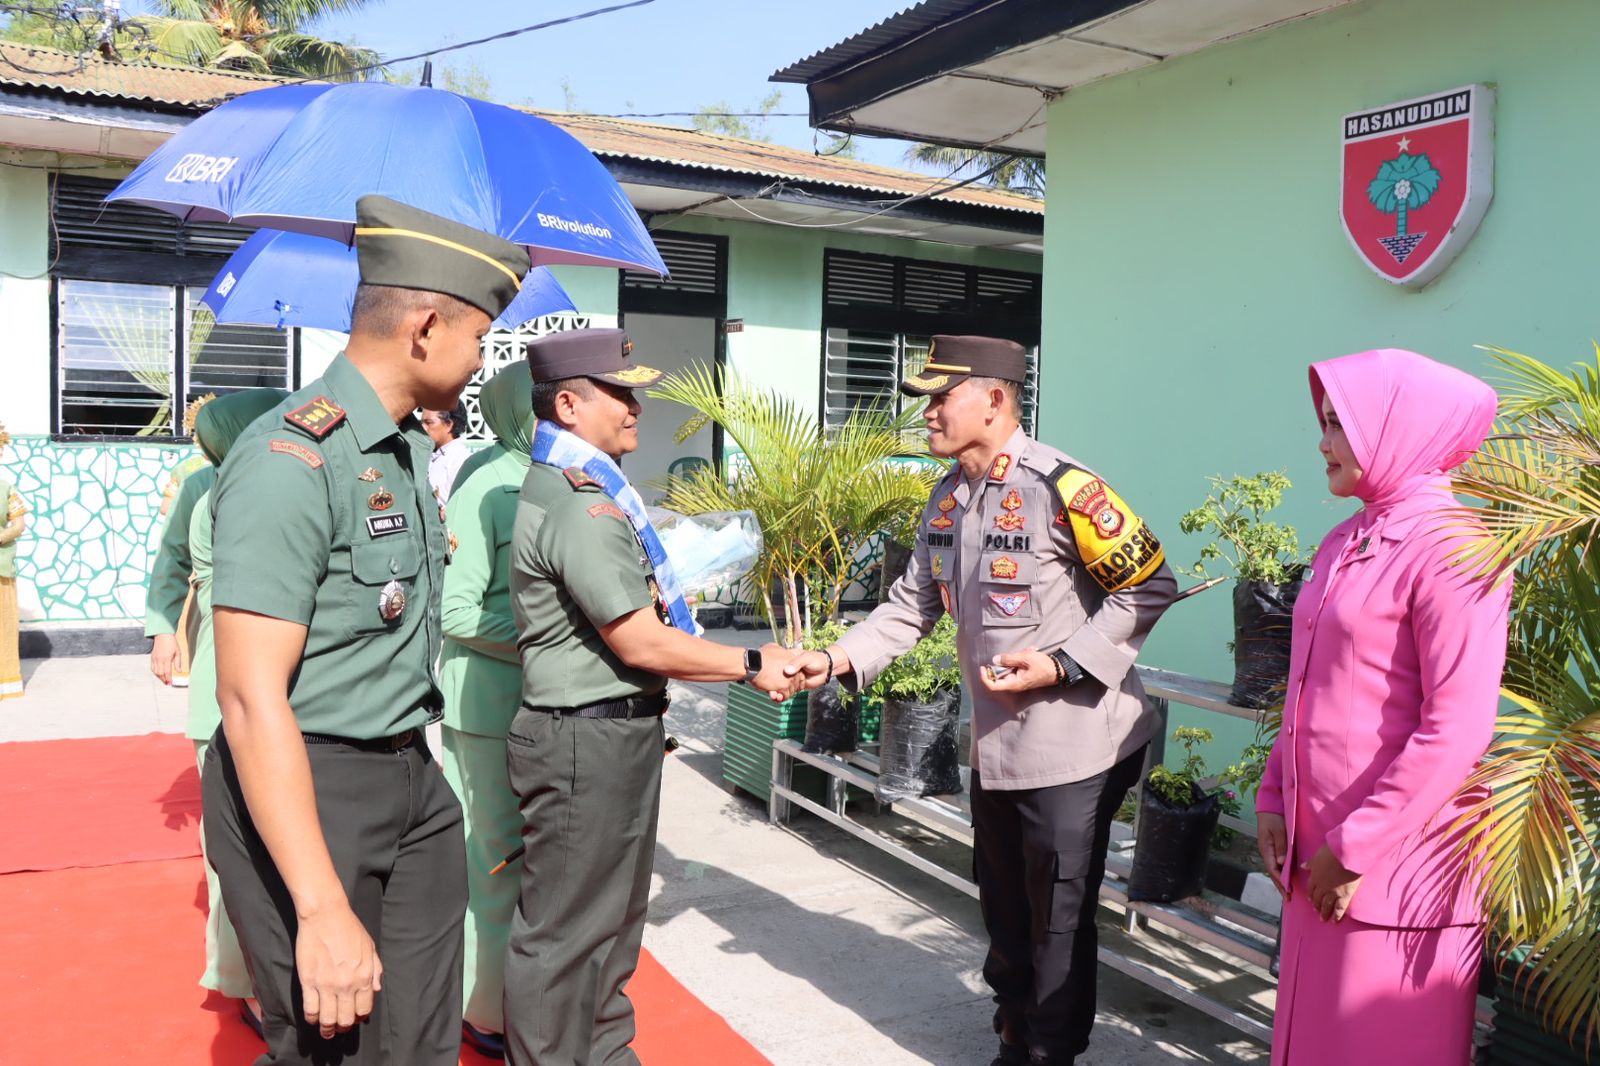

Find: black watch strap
1049;649;1084;687
743;647;763;682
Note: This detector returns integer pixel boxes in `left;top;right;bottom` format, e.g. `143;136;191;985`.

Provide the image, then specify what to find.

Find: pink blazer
1257;499;1509;928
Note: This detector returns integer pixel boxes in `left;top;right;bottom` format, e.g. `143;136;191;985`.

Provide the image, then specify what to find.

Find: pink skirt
1271;878;1482;1065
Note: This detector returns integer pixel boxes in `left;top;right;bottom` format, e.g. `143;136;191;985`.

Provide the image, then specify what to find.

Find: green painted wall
1039;0;1599;764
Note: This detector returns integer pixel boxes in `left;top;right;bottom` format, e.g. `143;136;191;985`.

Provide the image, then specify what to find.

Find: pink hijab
1310;348;1498;518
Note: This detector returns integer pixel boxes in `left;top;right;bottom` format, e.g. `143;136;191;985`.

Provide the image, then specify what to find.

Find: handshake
745;643;853;702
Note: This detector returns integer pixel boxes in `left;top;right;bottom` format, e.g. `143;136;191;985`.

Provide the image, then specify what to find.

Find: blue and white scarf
531;419;703;636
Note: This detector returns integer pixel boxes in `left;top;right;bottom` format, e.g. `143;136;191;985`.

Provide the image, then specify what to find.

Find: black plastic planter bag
1127;784;1221;903
879;540;913;604
876;688;963;802
1230;578;1302;709
802;679;858;754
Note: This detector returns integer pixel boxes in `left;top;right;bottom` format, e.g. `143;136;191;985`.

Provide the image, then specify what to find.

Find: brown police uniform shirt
837;426;1178;790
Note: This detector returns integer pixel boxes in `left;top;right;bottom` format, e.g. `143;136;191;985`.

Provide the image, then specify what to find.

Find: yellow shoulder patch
1051;464;1164;593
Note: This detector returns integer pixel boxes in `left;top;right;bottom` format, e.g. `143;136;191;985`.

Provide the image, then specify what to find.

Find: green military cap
525;328;663;388
354;195;531;319
900;334;1028;396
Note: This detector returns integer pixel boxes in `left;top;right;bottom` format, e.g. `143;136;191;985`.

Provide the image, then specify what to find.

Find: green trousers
503;710;664;1066
194;738;252;1000
442;725;523;1035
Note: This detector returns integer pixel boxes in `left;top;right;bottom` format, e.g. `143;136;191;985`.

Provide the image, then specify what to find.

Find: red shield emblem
1341;85;1494;288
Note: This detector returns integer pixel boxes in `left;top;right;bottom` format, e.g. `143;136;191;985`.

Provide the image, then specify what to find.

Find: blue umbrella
201;229;576;331
111;82;666;275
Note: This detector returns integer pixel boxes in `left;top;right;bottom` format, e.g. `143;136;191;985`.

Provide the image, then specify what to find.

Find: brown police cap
899;335;1028;396
525;328;663;389
354;195;531;320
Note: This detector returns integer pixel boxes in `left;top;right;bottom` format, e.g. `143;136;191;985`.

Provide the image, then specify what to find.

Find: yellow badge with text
1051;464;1164;593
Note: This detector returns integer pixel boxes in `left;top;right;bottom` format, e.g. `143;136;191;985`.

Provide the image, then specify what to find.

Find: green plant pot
723;685;826;803
1485;948;1595;1065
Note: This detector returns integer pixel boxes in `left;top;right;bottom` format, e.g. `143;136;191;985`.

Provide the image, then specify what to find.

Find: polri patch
990;556;1019;580
283;396;346;438
269;439;323;469
366;513;409;537
587;502;627;521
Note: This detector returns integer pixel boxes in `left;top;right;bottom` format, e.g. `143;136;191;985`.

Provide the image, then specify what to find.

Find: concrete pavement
5;653;1269;1065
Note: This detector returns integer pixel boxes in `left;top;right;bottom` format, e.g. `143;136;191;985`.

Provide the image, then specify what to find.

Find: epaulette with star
283;396;347;438
563;467;603;491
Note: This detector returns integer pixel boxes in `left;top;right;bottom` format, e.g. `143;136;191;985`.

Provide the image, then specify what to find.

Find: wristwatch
743;647;763;683
1049;648;1085;687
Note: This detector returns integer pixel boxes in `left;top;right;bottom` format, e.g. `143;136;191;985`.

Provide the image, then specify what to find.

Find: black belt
523;692;669;720
302;728;418;752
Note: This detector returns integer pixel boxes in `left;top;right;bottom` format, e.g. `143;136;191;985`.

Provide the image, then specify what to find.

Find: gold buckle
389;729;415;751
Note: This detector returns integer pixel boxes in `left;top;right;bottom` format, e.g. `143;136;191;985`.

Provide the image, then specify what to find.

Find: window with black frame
50;176;295;438
820;250;1041;434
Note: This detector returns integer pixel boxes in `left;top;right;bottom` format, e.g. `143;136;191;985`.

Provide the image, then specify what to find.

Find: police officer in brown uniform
788;336;1178;1066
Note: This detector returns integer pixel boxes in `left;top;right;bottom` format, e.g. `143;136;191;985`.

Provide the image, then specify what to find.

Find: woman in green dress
185;388;287;1032
440;361;534;1058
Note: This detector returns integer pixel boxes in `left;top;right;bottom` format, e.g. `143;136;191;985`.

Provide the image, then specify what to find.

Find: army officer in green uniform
505;329;800;1066
202;195;531;1066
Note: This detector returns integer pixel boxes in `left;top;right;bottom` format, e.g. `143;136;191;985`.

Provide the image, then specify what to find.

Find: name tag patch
367;513;410;537
983;532;1030;552
924;531;956;548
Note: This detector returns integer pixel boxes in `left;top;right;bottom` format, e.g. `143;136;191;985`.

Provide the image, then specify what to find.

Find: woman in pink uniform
1256;348;1508;1064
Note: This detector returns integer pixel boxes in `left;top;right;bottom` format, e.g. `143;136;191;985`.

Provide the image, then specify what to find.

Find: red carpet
0;732;202;872
0;735;770;1065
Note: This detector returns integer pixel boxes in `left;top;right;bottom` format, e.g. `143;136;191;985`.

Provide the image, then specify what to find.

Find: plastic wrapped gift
646;507;763;601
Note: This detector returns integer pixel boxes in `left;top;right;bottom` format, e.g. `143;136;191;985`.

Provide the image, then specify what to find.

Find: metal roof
772;0;989;84
0;41;289;108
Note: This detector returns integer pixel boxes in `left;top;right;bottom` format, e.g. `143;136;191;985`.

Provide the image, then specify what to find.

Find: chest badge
990;556;1019;580
989;591;1030;617
994;510;1026;533
357;468;383;483
929;492;957;530
378;579;407;622
988;453;1013;482
931;554;944;577
1000;488;1023;512
368;488;395;512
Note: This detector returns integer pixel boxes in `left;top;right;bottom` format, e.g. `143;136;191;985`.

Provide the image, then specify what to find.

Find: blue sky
301;0;920;169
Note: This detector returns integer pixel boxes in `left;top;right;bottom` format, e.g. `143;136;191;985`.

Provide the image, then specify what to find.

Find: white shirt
428;437;472;504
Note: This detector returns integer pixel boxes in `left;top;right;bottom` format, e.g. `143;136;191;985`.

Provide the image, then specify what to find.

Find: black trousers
502;710;664;1066
202;731;468;1066
970;745;1146;1060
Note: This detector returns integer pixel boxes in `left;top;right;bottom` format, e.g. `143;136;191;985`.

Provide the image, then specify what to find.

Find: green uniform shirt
440;443;523;737
145;465;215;636
211;353;448;740
186;487;220;740
510;463;664;708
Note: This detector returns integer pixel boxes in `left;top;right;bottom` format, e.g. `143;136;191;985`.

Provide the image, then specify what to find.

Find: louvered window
50;176;295;438
620;231;726;318
821;251;1040;433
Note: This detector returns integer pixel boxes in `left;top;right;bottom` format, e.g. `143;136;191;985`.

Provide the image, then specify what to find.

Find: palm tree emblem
1367;152;1441;264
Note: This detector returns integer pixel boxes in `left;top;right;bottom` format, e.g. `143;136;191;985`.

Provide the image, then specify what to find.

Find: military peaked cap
525;328;663;389
354;195;531;319
900;335;1028;396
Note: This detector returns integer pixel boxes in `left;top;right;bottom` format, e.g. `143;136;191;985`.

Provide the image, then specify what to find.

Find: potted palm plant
649;364;941;800
1449;345;1600;1061
1178;472;1311;708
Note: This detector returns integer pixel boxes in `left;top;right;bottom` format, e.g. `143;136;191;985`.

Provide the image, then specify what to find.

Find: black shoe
1027;1052;1074;1066
989;1039;1029;1066
461;1021;506;1060
237;998;265;1041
